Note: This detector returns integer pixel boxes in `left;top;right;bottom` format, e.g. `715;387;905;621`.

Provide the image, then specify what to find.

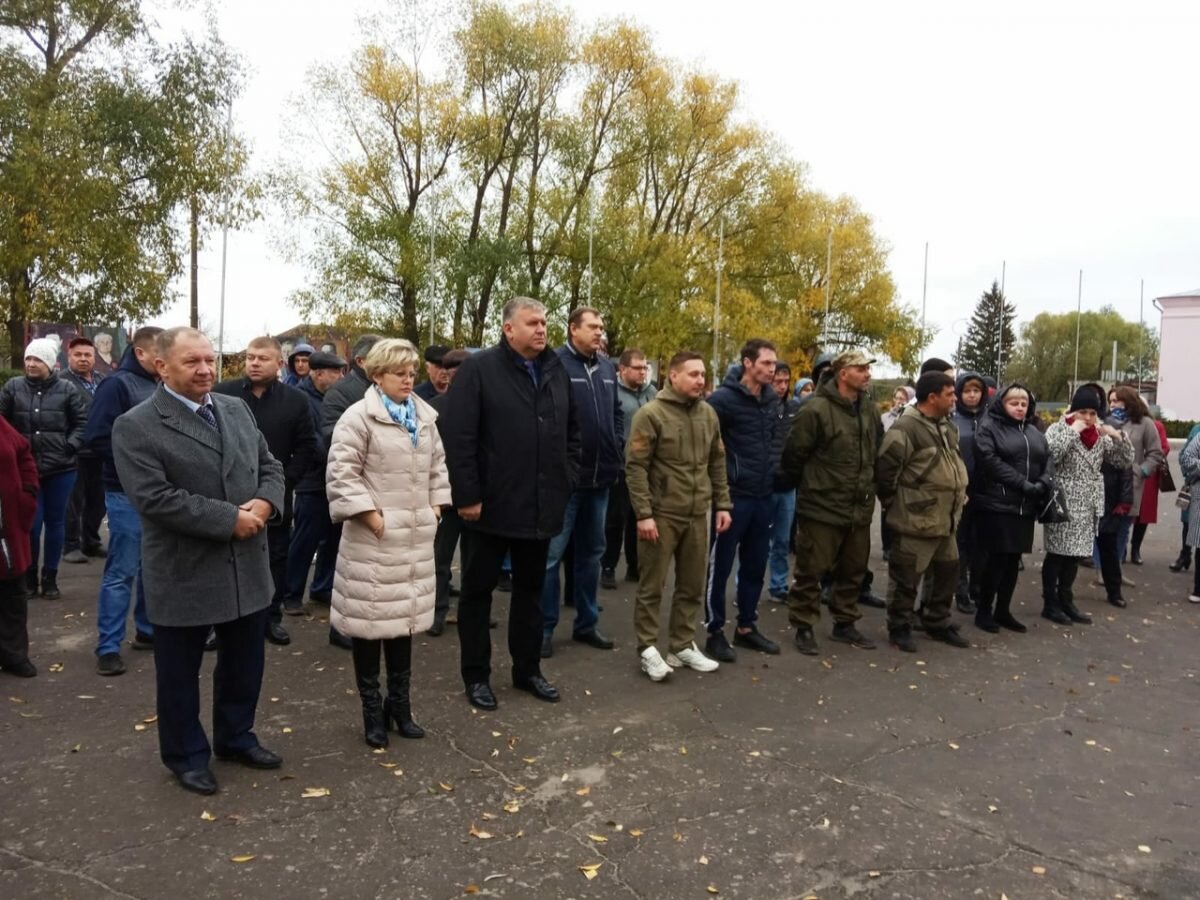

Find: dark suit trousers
64;456;106;554
153;608;268;774
458;529;549;686
266;520;290;624
435;509;463;617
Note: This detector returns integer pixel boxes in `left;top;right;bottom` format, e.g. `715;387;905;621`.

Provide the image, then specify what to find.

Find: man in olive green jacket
875;372;971;653
626;352;732;681
781;350;881;655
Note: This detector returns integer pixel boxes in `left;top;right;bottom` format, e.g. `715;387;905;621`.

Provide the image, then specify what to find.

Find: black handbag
1158;461;1177;494
1037;481;1071;525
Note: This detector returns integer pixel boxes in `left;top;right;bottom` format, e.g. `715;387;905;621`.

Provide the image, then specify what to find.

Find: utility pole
1137;279;1144;394
587;194;594;308
216;100;232;376
428;201;436;346
712;218;724;381
996;260;1006;382
920;241;929;359
822;228;833;346
1072;269;1083;391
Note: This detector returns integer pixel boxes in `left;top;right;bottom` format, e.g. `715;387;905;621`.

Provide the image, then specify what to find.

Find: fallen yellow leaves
439;782;454;792
230;854;256;863
48;663;64;673
143;715;157;724
578;863;602;880
469;824;493;840
948;743;960;750
698;854;709;865
282;727;293;734
588;834;608;844
1031;865;1047;876
503;800;520;814
464;885;480;894
707;887;720;895
1137;845;1151;854
301;787;331;799
628;829;644;837
200;811;216;822
575;786;591;797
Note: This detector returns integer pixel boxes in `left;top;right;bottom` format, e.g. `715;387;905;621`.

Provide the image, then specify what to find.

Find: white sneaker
666;642;720;673
639;646;672;682
1189;594;1200;604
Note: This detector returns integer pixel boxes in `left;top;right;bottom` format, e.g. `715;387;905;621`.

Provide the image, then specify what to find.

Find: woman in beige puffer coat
328;339;451;749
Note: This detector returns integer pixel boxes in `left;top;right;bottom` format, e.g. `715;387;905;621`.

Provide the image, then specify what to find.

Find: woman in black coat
971;383;1052;633
0;340;88;600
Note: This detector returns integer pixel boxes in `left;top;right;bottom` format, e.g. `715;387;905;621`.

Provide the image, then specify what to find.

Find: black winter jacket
971;383;1052;517
770;395;803;489
294;377;328;495
558;342;622;489
951;372;987;490
442;337;581;540
0;373;88;478
83;347;159;491
320;367;370;441
213;378;317;503
706;365;779;498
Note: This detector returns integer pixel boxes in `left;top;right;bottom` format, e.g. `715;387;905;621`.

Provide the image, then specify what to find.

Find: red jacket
0;416;39;578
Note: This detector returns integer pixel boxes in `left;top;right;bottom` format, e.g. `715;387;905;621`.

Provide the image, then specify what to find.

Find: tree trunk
189;196;200;329
6;270;32;368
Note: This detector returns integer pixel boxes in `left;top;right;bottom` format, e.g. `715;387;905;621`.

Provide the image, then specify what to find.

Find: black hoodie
951;372;987;488
83;346;159;492
972;382;1053;517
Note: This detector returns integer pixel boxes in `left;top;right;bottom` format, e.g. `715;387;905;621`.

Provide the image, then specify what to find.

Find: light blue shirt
163;384;214;415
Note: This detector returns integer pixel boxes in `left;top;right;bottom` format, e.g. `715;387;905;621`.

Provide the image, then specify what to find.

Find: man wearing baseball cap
780;349;882;655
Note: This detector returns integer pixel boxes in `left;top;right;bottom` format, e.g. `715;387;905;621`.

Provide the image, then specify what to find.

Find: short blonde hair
363;338;420;379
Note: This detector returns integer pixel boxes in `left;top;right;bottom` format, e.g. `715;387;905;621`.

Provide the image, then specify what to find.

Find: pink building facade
1155;289;1200;421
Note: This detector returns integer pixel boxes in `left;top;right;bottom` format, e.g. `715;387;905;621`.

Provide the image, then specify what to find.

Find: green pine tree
955;280;1017;380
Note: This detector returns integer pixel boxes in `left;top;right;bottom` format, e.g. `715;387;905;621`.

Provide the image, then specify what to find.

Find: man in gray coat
113;327;286;796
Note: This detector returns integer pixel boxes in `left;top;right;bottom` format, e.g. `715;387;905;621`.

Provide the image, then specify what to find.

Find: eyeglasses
625;365;648;372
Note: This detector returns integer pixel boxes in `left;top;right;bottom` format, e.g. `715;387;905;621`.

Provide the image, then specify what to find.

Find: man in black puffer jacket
949;372;987;613
0;338;89;600
83;328;162;675
702;339;781;662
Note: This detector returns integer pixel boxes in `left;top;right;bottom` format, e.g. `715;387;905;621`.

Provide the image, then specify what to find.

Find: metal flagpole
1072;269;1083;390
216;100;232;376
822;228;833;346
428;200;436;346
587;195;594;307
997;260;1006;381
920;241;929;357
1137;279;1144;394
713;218;724;380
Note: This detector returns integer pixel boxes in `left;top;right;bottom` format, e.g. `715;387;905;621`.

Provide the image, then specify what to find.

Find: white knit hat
24;338;58;371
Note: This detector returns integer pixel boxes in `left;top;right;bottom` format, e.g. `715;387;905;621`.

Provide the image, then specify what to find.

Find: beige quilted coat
327;388;451;639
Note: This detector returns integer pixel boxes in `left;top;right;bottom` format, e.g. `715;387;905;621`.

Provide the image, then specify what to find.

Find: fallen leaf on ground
513;785;527;792
988;805;999;813
948;743;960;750
392;769;404;777
230;854;255;863
1031;865;1047;875
698;854;709;865
71;743;80;752
77;695;95;700
868;870;881;877
1107;675;1121;684
483;874;507;882
673;832;683;842
575;786;591;796
522;757;537;764
301;787;331;799
680;747;687;755
612;726;623;735
1137;845;1151;853
579;863;602;880
372;747;387;755
48;663;64;672
439;782;454;792
629;829;644;837
588;834;608;843
469;824;493;840
282;727;293;734
8;697;24;703
464;886;479;894
379;762;399;769
491;730;502;737
134;723;147;732
707;887;720;894
503;800;520;814
611;750;623;758
142;715;158;724
481;813;495;821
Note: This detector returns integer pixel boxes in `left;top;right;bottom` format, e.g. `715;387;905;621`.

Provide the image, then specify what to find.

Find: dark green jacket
782;375;881;527
875;406;968;537
625;385;732;523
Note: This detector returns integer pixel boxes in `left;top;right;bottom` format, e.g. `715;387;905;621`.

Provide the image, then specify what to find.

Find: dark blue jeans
705;494;773;634
32;469;77;573
542;487;609;637
284;492;337;603
153;607;268;774
95;491;151;656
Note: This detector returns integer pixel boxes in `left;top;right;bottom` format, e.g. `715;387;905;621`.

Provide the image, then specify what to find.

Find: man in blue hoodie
540;307;623;658
703;339;781;661
84;326;163;676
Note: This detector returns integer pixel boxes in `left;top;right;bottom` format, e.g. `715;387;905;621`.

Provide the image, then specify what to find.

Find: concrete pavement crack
548;824;644;900
0;846;146;900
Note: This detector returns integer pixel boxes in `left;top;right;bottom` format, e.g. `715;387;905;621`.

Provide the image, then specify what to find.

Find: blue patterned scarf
376;387;419;447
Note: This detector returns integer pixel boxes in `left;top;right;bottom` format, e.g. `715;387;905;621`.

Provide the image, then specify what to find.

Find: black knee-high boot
1041;554;1072;625
383;636;424;739
1130;523;1147;565
351;638;388;748
1170;523;1192;572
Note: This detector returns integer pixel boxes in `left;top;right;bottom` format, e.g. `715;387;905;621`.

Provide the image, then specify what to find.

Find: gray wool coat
113;386;286;627
1043;420;1134;557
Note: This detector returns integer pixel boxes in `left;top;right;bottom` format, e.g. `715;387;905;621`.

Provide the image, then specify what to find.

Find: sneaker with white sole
1190;594;1200;604
639;646;672;682
666;642;720;673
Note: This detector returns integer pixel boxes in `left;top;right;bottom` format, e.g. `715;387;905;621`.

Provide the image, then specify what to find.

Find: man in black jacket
61;337;106;563
703;339;781;661
317;333;383;649
84;327;162;676
282;351;345;617
766;362;802;602
214;337;317;647
443;297;581;711
539;307;622;658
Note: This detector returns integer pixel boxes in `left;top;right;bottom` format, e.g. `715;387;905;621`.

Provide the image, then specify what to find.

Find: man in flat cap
780;349;882;656
415;345;451;401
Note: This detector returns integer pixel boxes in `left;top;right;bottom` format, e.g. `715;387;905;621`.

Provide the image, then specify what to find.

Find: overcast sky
152;0;1199;367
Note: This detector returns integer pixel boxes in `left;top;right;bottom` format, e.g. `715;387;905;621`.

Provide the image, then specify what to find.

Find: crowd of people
0;301;1190;797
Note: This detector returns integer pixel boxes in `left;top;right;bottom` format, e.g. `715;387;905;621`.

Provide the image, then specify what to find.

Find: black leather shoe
329;627;353;650
176;768;218;796
732;626;780;655
889;627;917;653
704;631;737;662
830;622;876;649
1061;600;1092;625
1169;548;1192;573
793;626;819;656
926;624;971;648
858;591;887;609
954;594;977;615
572;630;615;650
600;568;618;590
974;609;1000;633
309;591;332;605
1041;607;1072;625
266;621;291;646
131;631;154;650
96;652;126;676
541;634;554;658
1130;549;1143;566
203;629;217;652
513;674;560;703
215;745;283;770
466;682;497;710
1;658;37;677
428;612;446;637
1107;594;1128;609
